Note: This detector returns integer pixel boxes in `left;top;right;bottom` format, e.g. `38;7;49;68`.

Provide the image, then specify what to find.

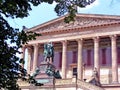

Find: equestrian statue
43;42;61;79
30;42;61;83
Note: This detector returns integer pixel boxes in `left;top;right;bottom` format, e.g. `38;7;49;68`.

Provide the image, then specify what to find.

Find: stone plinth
35;62;55;85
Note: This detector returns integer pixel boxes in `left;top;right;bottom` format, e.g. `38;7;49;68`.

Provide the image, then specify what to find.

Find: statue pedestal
35;62;55;85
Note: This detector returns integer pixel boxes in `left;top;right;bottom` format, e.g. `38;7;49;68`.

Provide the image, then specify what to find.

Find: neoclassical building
20;14;120;90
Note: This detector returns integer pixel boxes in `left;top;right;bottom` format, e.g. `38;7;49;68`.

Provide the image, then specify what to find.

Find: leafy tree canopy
0;0;95;90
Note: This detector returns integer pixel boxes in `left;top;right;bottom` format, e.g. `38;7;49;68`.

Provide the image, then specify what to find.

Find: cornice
39;21;120;35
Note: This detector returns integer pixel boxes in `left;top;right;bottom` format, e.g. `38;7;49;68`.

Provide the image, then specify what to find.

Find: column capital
27;46;32;49
33;43;39;47
61;40;67;44
110;35;117;40
27;47;32;53
93;37;99;42
61;40;67;47
76;38;83;42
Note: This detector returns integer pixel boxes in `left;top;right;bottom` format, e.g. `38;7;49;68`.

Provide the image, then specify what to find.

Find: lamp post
83;63;86;81
75;74;77;90
53;77;55;90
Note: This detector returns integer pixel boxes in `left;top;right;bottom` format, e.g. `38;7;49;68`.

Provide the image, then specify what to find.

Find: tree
54;0;95;23
0;0;95;90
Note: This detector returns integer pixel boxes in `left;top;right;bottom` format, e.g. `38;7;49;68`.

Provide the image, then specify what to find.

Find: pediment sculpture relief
37;17;119;33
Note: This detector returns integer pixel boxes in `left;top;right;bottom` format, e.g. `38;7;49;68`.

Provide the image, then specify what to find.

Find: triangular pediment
27;14;120;33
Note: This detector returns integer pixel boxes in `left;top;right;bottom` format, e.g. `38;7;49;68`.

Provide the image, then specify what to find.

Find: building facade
20;14;120;90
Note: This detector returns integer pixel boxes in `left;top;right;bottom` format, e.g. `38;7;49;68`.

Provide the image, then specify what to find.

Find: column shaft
94;37;100;79
62;41;67;79
111;35;118;83
77;39;83;80
27;47;32;74
32;44;39;72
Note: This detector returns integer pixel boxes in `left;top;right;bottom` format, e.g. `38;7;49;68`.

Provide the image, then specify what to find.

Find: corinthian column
111;35;118;83
61;40;67;79
32;44;39;73
77;39;83;80
20;46;25;68
93;37;100;79
27;47;32;74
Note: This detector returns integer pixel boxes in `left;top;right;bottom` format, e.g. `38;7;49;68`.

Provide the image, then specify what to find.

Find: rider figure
43;42;54;63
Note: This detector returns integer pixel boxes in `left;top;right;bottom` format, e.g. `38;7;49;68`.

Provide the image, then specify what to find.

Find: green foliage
0;1;41;89
54;0;95;23
0;0;95;89
0;14;41;90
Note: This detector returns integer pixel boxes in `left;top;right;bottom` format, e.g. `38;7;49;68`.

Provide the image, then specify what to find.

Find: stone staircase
55;78;104;90
77;79;104;90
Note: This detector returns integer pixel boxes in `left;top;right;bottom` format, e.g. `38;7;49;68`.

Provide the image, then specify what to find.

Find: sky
7;0;120;31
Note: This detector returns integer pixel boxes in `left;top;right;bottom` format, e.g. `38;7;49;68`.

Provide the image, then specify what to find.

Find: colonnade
21;35;118;83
